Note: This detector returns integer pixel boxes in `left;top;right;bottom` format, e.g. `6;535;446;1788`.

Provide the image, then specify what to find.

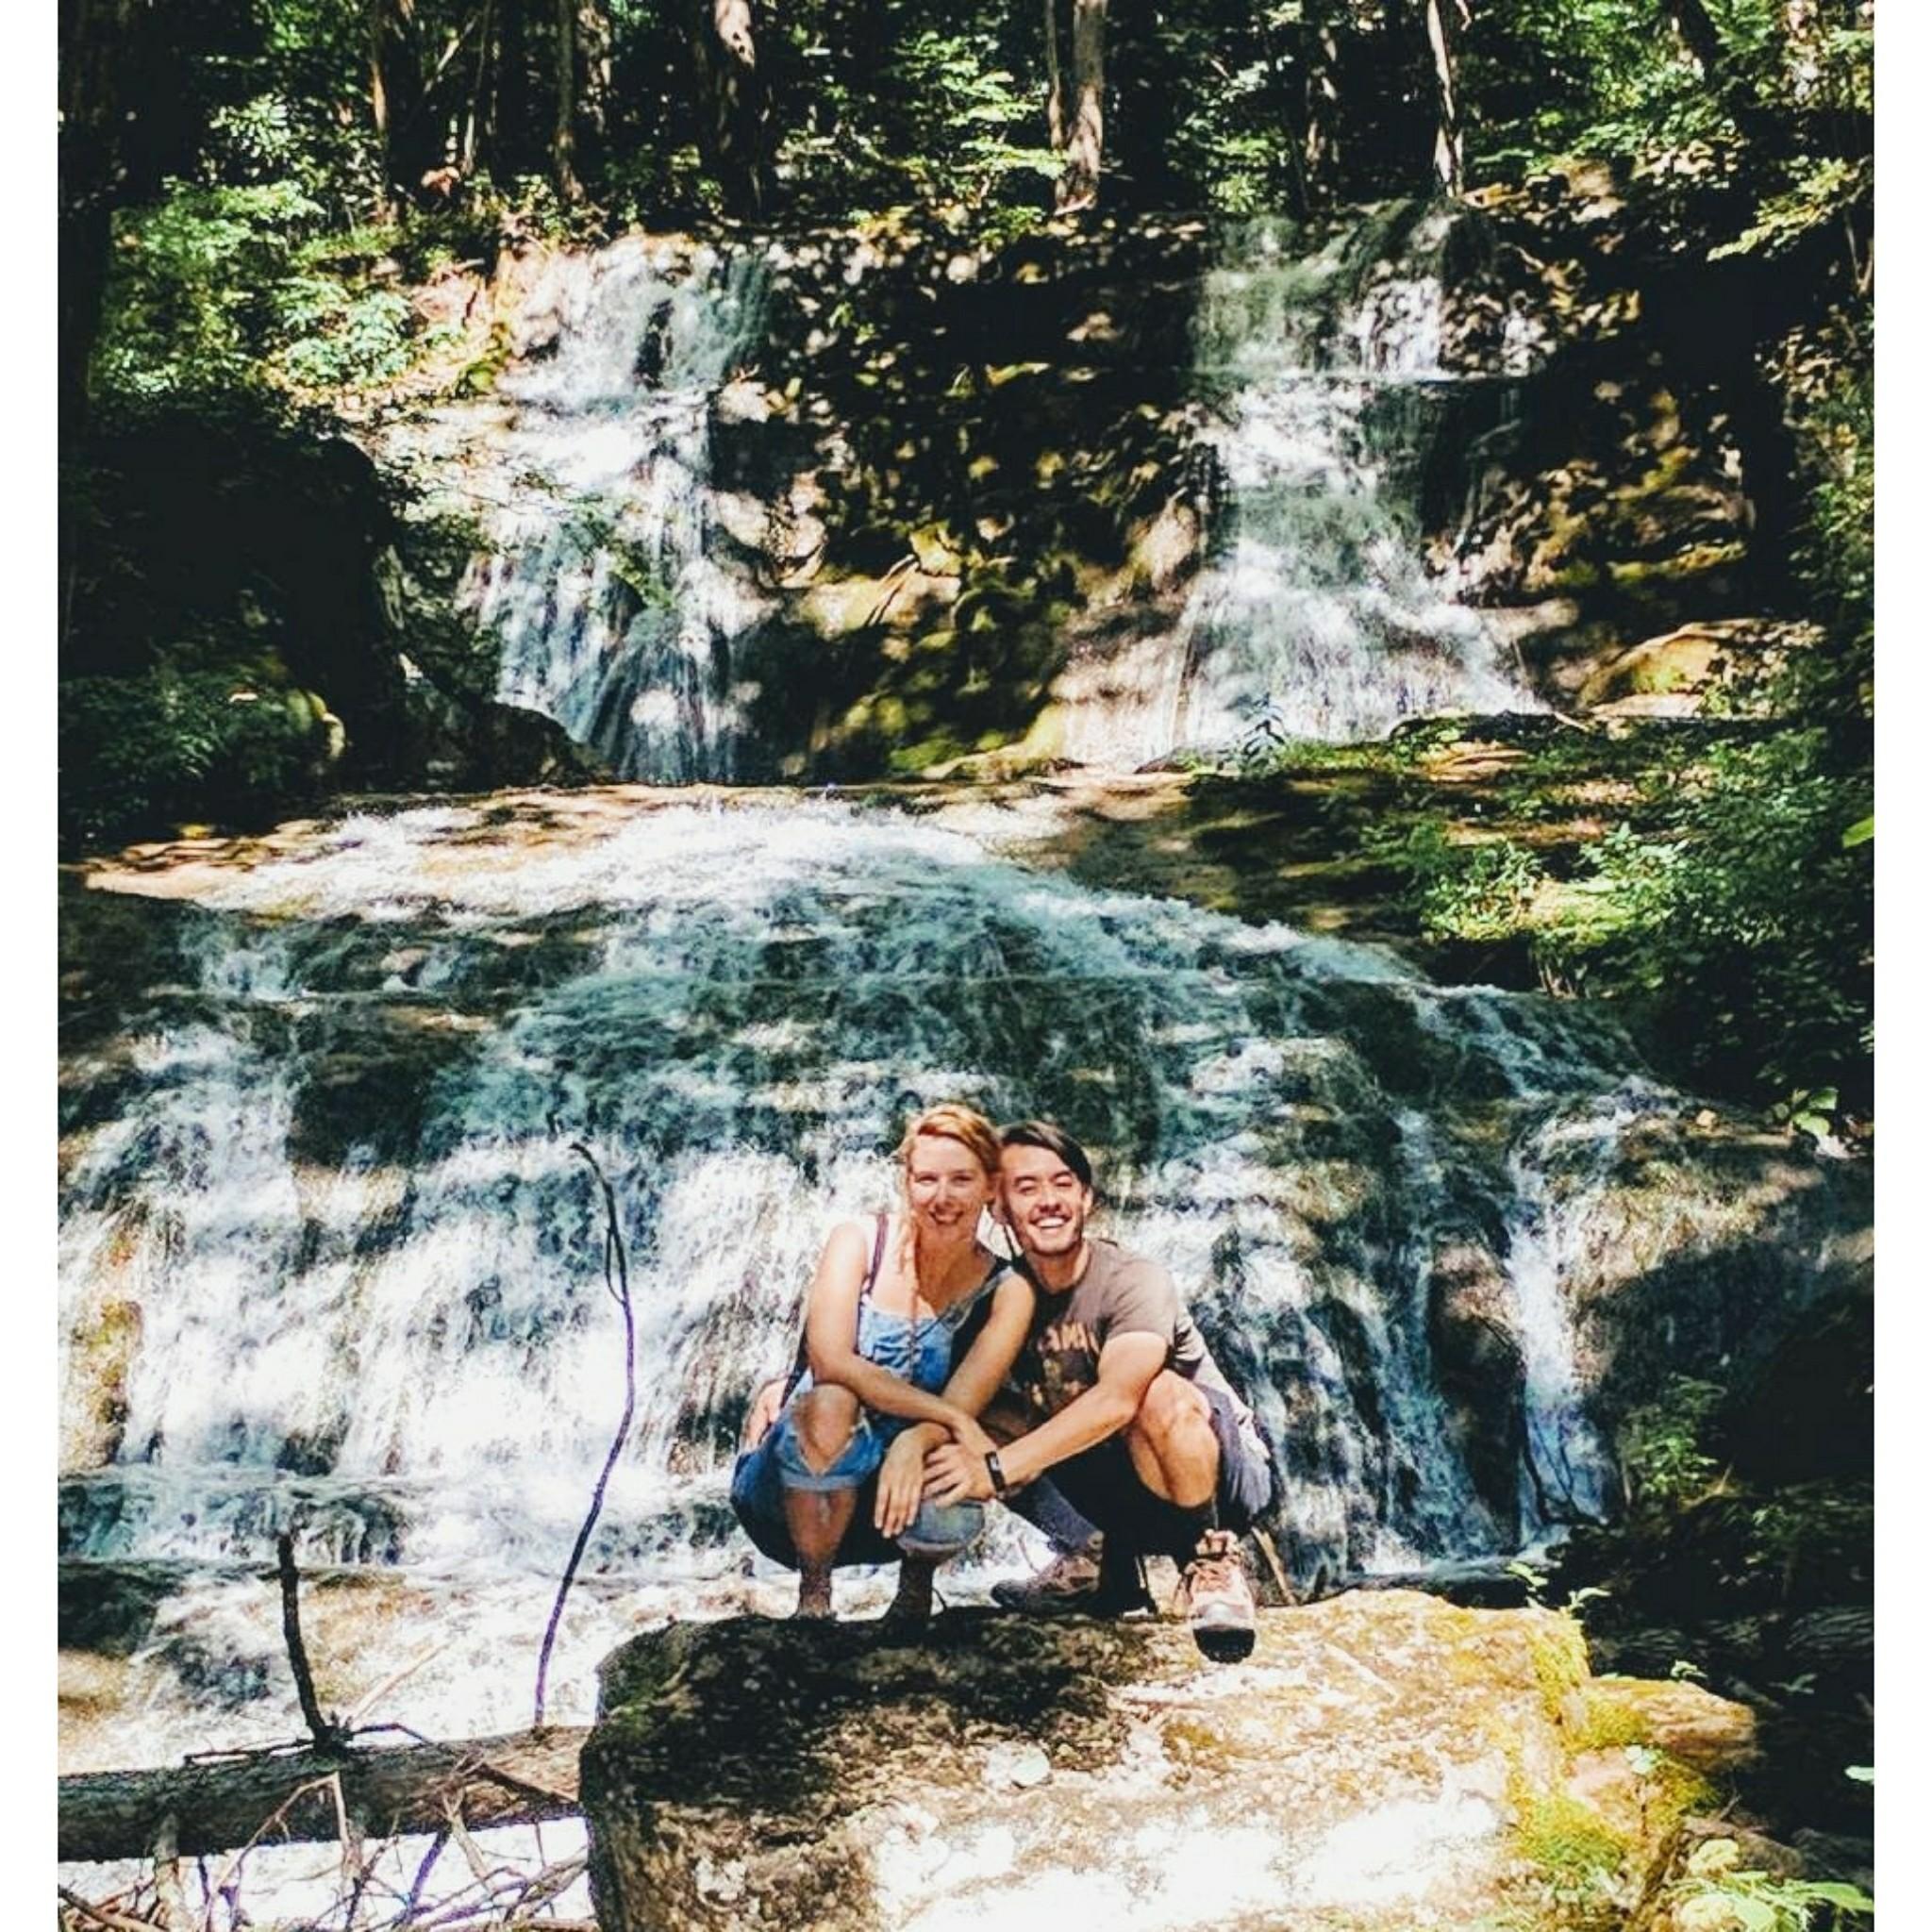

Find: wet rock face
582;1592;1756;1932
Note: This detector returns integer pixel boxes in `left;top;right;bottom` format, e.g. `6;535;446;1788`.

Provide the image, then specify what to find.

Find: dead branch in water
277;1531;349;1752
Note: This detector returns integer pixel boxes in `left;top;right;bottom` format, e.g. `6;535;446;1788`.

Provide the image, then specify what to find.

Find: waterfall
64;799;1645;1593
1062;206;1538;765
455;239;771;780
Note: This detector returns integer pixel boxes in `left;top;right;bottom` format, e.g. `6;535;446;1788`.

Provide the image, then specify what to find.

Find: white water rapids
60;792;1661;1734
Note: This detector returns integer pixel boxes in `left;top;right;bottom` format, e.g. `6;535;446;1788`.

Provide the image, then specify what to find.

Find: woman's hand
741;1376;787;1450
874;1428;931;1540
946;1412;996;1462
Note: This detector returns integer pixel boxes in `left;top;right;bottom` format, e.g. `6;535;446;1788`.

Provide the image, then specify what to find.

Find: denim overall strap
782;1212;891;1400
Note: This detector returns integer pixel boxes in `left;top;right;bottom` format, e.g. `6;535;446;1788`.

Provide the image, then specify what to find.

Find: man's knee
792;1386;860;1471
1128;1371;1213;1451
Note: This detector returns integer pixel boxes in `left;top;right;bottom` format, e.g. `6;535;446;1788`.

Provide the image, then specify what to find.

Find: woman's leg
882;1555;937;1626
781;1385;865;1617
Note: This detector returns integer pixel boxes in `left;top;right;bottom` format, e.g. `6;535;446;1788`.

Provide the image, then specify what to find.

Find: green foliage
1617;1375;1724;1516
1510;1786;1630;1928
60;669;336;848
772;21;1056;221
92;181;419;410
1382;824;1550;946
1671;1858;1874;1932
1792;356;1874;710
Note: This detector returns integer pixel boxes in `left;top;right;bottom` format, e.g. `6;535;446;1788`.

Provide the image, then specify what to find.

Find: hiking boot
1178;1528;1257;1662
989;1542;1103;1613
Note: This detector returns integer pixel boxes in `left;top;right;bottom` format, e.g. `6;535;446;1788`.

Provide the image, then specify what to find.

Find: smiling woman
728;1103;1039;1622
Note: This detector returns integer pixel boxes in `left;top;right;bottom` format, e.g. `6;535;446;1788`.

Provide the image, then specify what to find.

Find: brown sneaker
1178;1529;1257;1662
990;1542;1103;1614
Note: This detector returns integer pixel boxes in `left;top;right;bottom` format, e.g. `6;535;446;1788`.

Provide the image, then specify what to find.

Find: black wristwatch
984;1450;1011;1498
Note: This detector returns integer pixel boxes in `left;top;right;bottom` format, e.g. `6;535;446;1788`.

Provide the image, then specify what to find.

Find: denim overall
730;1215;1004;1568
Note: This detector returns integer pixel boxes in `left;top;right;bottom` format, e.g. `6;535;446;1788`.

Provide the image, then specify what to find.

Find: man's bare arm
924;1330;1167;1503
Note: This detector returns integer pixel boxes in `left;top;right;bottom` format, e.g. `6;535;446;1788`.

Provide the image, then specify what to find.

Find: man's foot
990;1542;1103;1614
1178;1529;1257;1662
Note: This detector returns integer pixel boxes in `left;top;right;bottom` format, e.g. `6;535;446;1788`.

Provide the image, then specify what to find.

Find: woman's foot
878;1557;936;1630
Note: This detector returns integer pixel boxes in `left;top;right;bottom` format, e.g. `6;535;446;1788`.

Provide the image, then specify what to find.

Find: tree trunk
58;0;139;429
554;0;580;199
58;1726;590;1864
575;0;612;176
1423;0;1465;194
1057;0;1107;211
370;0;436;211
1660;0;1792;152
1042;0;1066;154
690;0;768;217
1301;3;1342;208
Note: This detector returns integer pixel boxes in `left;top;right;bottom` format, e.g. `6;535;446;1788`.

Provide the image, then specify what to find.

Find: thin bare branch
277;1532;345;1750
532;1143;638;1729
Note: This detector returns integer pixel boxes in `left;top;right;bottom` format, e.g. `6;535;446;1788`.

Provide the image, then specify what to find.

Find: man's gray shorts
1041;1379;1275;1556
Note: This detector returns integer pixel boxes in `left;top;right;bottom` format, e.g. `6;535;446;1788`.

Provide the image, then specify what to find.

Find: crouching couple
731;1107;1274;1661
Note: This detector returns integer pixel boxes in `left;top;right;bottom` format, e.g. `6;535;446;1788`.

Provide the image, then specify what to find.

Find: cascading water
1062;205;1538;766
63;799;1650;1614
455;239;771;779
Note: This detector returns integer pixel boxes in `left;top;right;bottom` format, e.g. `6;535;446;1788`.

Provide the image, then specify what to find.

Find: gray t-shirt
1011;1239;1246;1425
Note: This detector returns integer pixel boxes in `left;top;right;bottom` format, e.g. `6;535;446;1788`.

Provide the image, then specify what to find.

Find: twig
343;1638;453;1731
153;1814;191;1932
403;1827;452;1923
329;1771;371;1930
532;1143;638;1730
58;1889;158;1932
442;1799;493;1888
196;1774;341;1926
277;1532;346;1750
1248;1524;1295;1606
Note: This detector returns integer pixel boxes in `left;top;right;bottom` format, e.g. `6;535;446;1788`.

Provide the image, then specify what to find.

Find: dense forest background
58;0;1874;1129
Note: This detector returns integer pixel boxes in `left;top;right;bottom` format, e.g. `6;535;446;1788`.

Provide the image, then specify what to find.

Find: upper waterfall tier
1062;207;1538;763
383;207;1543;784
451;239;772;781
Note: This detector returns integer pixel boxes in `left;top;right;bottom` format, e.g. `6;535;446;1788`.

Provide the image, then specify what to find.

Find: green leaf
1841;815;1874;847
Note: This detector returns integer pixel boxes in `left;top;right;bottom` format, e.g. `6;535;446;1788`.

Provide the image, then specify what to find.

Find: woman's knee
791;1386;861;1471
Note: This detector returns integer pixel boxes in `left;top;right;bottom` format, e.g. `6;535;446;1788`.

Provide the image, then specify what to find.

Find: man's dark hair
997;1120;1095;1191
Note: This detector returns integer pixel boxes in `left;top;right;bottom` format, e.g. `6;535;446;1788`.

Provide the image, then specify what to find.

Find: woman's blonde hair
895;1103;1003;1178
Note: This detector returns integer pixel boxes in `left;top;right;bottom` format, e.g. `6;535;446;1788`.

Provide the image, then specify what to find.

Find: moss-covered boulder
581;1591;1756;1932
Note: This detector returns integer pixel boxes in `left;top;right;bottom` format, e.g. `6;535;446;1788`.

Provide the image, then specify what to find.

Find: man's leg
982;1398;1113;1612
1120;1373;1260;1661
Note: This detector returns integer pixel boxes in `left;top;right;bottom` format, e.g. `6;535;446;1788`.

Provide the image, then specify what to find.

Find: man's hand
924;1440;996;1506
874;1428;931;1539
741;1376;787;1450
947;1413;997;1462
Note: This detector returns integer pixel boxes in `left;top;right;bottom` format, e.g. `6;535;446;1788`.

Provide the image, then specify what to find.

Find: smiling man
924;1121;1275;1661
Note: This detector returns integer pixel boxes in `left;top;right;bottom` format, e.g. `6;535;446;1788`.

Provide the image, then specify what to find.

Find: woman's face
903;1132;995;1240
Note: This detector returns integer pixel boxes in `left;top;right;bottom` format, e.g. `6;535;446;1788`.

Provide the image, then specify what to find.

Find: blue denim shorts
730;1394;908;1571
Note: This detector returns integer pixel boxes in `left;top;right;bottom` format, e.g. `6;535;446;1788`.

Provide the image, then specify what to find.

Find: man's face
997;1142;1093;1261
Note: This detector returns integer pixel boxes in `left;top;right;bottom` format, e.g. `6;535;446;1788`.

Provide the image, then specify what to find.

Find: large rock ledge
581;1591;1755;1932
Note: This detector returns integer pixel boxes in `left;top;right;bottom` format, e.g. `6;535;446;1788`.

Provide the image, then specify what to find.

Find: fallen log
59;1725;590;1864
